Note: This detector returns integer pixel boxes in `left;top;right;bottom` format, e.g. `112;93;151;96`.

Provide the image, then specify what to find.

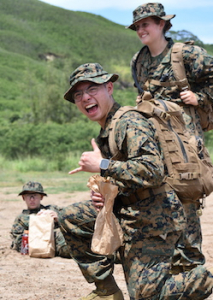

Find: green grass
0;154;91;195
0;170;90;197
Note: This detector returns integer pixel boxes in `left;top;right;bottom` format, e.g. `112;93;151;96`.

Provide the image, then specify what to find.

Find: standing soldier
127;1;213;276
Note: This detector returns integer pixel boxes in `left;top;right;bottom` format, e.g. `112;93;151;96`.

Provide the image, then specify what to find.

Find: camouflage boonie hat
64;63;119;103
127;2;175;31
18;181;47;196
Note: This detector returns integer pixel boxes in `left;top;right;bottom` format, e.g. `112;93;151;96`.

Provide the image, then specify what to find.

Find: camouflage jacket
10;204;70;257
131;38;213;138
96;102;185;240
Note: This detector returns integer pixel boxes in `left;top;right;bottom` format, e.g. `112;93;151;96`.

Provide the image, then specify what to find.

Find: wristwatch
100;159;110;176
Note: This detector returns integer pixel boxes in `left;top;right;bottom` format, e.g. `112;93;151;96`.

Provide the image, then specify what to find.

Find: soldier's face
135;17;165;46
73;81;114;128
22;193;43;209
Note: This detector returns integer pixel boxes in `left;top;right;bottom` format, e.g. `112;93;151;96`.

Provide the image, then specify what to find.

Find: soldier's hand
91;190;105;211
180;90;198;106
37;210;58;222
69;139;103;174
136;95;143;104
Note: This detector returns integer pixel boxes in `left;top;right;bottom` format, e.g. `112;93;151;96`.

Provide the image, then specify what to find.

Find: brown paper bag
29;214;55;258
87;175;124;255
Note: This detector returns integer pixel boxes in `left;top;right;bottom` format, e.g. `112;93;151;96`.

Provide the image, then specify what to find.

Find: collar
23;204;45;214
158;37;174;64
142;37;174;66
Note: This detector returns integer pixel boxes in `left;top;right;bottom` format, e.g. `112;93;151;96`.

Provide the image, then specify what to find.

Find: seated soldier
10;181;71;258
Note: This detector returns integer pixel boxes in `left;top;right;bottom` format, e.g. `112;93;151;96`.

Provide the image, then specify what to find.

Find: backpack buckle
153;108;170;120
179;78;189;91
179;172;194;180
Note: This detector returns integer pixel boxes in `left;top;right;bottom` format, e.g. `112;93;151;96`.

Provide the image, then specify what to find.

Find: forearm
10;216;29;251
10;228;24;251
104;157;164;192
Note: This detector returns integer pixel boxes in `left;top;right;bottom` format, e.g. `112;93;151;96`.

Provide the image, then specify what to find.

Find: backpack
171;42;213;132
134;42;213;132
108;98;213;202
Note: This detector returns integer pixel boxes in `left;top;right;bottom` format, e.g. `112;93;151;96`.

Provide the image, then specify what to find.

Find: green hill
0;0;142;123
0;0;213;163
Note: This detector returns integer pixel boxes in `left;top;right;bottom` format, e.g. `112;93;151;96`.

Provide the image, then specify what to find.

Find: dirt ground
0;189;213;300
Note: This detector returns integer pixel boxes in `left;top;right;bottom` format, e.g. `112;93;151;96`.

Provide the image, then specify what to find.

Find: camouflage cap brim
127;14;175;30
18;191;48;196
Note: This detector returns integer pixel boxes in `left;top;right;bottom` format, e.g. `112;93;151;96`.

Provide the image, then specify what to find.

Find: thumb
91;138;99;152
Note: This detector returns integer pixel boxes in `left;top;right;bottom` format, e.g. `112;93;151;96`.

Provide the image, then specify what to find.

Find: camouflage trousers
119;236;213;300
58;200;113;282
54;228;71;258
172;201;205;268
58;200;213;300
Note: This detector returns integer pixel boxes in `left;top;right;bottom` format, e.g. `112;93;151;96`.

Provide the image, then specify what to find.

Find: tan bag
108;100;213;202
87;175;124;255
29;214;55;258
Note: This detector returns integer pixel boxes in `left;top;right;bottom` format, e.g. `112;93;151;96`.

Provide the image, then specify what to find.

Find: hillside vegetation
0;0;213;168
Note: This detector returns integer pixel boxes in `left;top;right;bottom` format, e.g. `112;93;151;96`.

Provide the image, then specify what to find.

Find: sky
39;0;213;44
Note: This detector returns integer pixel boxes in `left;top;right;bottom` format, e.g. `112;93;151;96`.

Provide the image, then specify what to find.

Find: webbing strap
179;172;201;180
146;79;179;87
144;43;190;91
146;78;189;89
150;117;175;177
109;103;172;157
171;42;191;91
108;106;137;156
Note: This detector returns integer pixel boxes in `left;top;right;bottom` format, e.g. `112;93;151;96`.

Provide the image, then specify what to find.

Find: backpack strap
135;47;147;94
150;117;175;177
171;42;190;91
108;106;137;156
143;42;191;92
108;102;171;157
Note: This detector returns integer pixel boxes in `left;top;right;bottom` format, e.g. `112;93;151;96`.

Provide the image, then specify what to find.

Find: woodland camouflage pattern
131;38;213;139
172;201;205;267
11;204;71;258
64;63;119;103
128;2;175;30
18;181;47;196
58;102;213;299
131;37;213;272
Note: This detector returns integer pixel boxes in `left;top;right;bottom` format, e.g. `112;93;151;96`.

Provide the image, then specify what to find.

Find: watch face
100;159;110;170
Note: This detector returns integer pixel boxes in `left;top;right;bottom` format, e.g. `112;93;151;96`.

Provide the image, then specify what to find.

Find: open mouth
86;104;98;113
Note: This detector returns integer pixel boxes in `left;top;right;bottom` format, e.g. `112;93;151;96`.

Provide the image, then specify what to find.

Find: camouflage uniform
61;63;213;300
131;39;210;269
131;37;213;139
10;204;71;258
10;181;71;259
129;3;213;274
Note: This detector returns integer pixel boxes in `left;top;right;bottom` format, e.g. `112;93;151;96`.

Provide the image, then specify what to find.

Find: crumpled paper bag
87;175;124;255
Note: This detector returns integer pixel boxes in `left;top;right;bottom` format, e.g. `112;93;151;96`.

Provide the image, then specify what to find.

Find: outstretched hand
69;138;103;175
